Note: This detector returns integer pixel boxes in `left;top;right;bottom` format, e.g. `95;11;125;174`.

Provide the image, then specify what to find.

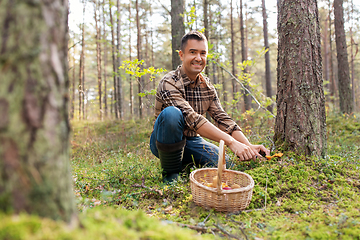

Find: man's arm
196;122;269;161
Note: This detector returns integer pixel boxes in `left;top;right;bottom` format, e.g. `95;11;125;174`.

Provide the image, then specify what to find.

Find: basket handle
217;140;226;194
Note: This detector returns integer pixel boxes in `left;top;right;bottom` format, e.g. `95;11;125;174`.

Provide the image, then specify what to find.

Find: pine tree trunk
240;0;251;111
102;0;108;118
275;0;327;157
136;0;143;119
230;0;237;105
0;0;75;221
95;0;102;120
79;1;86;120
261;0;273;112
328;1;337;109
171;0;185;70
109;1;118;118
129;2;134;117
71;51;76;119
117;0;122;119
334;0;353;114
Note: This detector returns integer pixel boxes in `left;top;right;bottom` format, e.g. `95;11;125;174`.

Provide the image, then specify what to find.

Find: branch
213;223;241;240
156;0;170;15
68;41;82;50
215;62;275;118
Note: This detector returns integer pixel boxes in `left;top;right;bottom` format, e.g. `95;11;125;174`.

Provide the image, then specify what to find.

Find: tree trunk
334;0;353;114
129;2;134;117
240;0;251;111
230;0;237;104
261;0;273;112
275;0;327;157
0;0;75;221
79;1;86;120
136;0;143;119
203;0;209;76
171;0;185;70
117;0;122;119
328;1;337;109
109;0;118;119
71;50;76;119
102;0;108;118
94;0;102;120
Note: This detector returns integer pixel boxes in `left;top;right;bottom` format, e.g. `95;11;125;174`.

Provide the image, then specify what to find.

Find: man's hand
228;141;269;161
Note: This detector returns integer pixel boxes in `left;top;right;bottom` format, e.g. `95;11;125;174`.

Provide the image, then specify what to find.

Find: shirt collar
178;65;203;88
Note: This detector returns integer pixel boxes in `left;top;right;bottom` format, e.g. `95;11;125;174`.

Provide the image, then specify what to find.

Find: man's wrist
224;136;236;147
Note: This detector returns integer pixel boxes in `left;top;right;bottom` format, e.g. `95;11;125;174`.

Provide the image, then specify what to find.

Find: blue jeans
150;106;231;170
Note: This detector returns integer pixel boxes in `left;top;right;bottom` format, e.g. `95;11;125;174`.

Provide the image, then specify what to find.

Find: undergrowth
1;114;359;239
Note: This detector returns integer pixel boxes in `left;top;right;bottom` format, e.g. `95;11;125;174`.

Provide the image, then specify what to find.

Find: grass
1;113;359;239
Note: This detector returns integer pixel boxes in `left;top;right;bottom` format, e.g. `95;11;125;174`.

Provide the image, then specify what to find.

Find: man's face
179;39;208;80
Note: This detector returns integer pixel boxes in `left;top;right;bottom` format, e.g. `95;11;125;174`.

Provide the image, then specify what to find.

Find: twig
156;0;170;15
230;219;248;240
213;223;241;240
215;62;275;118
131;177;163;196
177;223;209;233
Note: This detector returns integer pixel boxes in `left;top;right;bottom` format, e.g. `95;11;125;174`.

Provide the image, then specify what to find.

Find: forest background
67;0;360;121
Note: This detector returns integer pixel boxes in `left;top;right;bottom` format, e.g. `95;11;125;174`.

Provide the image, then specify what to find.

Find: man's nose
195;53;202;61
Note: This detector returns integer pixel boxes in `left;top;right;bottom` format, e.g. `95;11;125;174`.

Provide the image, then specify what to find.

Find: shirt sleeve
156;79;209;132
207;89;242;135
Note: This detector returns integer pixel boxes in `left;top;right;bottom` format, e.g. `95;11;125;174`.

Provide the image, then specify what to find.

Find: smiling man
150;31;270;183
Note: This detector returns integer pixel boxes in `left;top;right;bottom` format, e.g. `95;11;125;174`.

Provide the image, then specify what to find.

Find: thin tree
109;0;118;118
102;0;108;118
261;0;273;112
136;0;143;119
203;0;209;76
334;0;353;113
117;0;123;119
0;0;75;221
128;2;134;116
240;0;251;111
171;0;185;70
275;0;327;157
94;0;102;120
230;0;237;104
328;0;337;108
79;0;86;120
71;47;76;119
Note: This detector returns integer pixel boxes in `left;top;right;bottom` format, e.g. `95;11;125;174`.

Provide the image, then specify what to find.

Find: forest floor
1;113;360;240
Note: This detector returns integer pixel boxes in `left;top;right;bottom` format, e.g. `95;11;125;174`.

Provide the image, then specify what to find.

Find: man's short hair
180;31;207;51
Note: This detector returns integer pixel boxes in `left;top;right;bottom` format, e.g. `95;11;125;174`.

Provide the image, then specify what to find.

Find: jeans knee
159;106;184;131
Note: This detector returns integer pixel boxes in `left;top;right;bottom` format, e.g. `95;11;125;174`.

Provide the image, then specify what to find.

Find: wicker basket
190;140;254;212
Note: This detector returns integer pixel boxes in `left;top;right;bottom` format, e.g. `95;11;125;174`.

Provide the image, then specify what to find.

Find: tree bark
334;0;353;114
240;0;251;111
261;0;273;112
230;0;237;104
102;0;108;118
109;0;118;118
71;50;76;119
136;0;143;119
0;0;75;221
79;1;86;120
275;0;327;157
117;0;122;119
129;2;134;117
171;0;185;70
94;0;102;120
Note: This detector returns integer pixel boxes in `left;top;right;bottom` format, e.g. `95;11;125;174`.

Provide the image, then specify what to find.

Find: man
150;31;270;183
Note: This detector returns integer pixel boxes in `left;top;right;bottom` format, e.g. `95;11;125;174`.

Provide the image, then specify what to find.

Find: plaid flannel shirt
154;66;241;137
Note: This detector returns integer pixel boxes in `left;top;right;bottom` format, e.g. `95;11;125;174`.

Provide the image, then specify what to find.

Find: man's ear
179;50;183;61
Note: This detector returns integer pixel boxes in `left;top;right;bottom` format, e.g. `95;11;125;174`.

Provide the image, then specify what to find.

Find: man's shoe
156;138;186;184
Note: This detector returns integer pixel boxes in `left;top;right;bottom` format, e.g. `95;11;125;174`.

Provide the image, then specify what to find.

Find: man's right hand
227;140;259;161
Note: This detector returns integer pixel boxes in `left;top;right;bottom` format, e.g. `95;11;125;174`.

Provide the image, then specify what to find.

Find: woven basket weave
190;140;254;212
